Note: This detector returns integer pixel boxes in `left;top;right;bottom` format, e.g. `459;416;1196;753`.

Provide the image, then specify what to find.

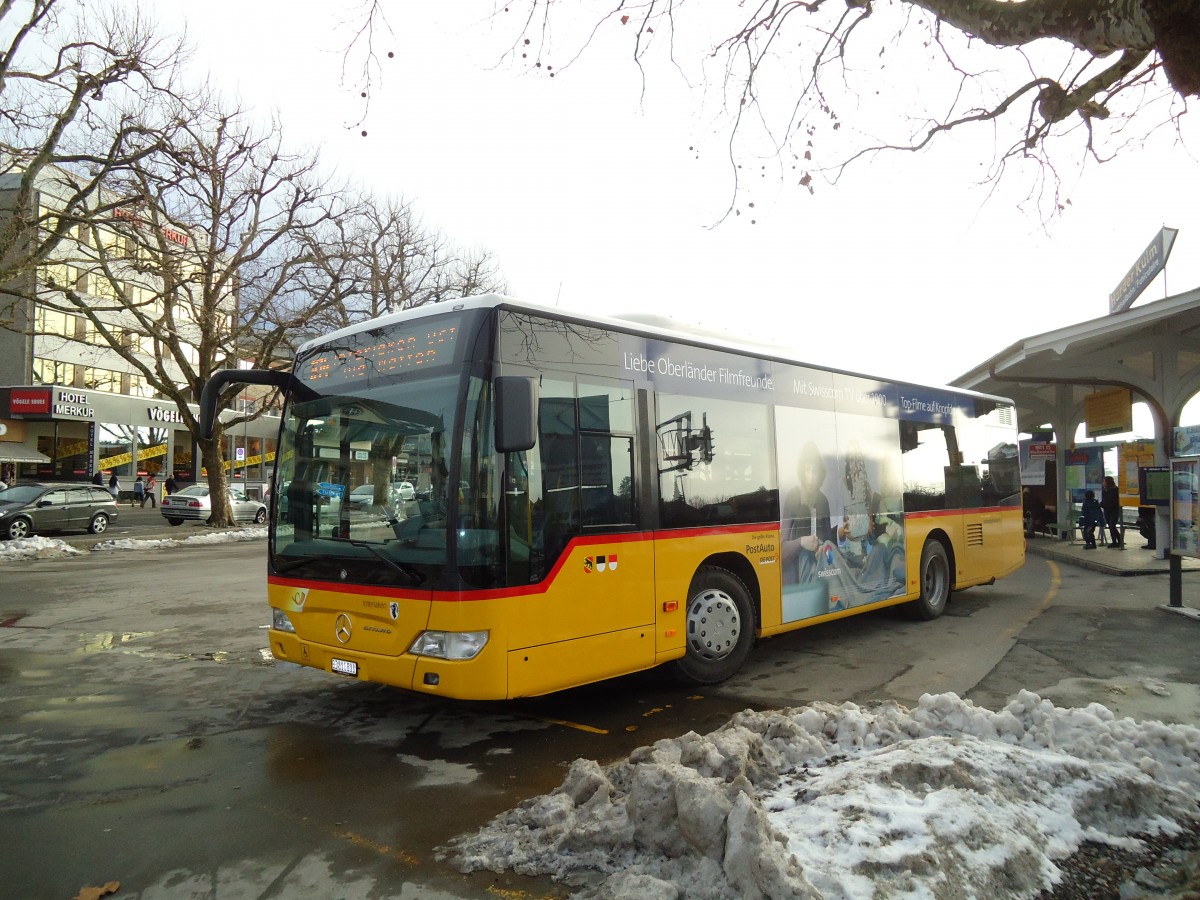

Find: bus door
504;376;650;653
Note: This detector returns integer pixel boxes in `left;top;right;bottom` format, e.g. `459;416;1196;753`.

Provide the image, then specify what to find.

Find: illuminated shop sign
10;388;51;415
54;389;94;418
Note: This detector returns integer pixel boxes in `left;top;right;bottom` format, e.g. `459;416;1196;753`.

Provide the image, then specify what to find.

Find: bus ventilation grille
967;523;985;546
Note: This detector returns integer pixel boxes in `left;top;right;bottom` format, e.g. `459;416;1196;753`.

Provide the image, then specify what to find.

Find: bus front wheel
673;565;754;685
908;540;951;620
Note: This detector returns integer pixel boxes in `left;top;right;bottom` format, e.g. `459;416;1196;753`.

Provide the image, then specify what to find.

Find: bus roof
297;293;1014;406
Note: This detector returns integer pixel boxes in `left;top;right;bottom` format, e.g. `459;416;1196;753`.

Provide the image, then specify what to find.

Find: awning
0;440;50;463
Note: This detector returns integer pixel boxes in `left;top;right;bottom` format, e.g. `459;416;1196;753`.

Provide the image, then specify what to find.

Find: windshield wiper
333;536;425;586
271;542;423;585
273;555;317;575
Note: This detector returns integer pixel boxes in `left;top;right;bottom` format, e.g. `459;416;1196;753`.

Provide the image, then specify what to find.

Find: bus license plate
331;658;358;677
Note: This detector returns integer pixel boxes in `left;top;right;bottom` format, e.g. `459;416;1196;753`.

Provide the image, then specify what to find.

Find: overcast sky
155;1;1200;402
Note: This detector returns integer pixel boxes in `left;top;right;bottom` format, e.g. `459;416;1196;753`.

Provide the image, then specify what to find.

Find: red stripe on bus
270;531;653;601
268;511;1018;600
268;523;771;601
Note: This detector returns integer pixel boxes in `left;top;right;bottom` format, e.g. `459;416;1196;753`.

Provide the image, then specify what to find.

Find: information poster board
1084;387;1133;438
1120;441;1157;506
1175;426;1200;457
1170;458;1199;558
1066;446;1104;503
1140;466;1170;506
1019;438;1054;486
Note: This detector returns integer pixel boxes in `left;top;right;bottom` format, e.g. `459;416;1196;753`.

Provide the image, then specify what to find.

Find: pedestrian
146;474;157;508
108;472;120;501
165;476;177;496
92;471;103;486
1079;489;1104;549
1101;475;1121;547
133;476;146;508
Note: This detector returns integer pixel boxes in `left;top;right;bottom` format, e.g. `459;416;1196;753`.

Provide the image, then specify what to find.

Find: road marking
265;805;422;867
1044;560;1061;607
485;886;547;898
537;716;608;734
1001;559;1060;642
332;828;420;866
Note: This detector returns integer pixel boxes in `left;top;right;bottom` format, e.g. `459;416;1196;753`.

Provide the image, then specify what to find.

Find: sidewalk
1025;531;1200;576
61;501;261;551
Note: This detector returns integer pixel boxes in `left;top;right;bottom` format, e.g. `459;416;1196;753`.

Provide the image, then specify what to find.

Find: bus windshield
271;374;460;585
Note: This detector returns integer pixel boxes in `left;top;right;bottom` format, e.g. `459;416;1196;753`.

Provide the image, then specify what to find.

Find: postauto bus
200;294;1024;699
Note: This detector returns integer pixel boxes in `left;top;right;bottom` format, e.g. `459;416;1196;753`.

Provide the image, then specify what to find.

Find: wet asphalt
0;528;1197;897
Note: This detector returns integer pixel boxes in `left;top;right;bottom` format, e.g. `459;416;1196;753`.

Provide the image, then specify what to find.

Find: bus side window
581;433;634;527
539;390;581;566
900;421;950;511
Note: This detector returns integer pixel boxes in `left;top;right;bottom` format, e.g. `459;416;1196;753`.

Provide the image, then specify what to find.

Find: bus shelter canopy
952;286;1200;447
952;286;1200;559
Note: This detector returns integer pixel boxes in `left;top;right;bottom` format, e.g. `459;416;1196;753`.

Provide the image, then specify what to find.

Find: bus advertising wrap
619;336;969;424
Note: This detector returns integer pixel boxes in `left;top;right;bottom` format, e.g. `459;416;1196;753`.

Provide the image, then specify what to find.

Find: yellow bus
201;295;1024;699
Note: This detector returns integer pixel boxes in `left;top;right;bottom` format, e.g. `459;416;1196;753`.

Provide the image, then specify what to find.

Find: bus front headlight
408;630;489;660
271;608;296;633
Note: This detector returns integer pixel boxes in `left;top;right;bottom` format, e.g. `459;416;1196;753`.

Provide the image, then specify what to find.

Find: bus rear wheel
907;540;950;620
672;565;754;685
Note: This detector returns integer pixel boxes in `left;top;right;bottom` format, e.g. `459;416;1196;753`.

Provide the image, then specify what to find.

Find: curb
1024;541;1200;577
62;523;263;552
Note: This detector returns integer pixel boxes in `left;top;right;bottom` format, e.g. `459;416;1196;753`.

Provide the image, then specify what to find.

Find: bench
1046;513;1131;547
1045;511;1079;542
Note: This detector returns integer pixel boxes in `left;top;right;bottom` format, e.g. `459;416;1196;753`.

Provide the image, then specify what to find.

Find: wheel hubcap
685;588;741;661
925;558;947;605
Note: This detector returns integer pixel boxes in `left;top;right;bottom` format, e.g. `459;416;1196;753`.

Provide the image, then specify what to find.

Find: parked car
346;481;415;511
346;484;379;511
0;482;120;540
161;484;268;526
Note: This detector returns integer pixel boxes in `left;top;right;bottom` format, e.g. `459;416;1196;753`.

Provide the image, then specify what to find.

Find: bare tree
0;0;184;281
351;1;1197;215
35;94;362;525
303;194;507;334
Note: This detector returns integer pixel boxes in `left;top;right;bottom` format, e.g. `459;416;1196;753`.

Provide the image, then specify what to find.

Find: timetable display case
1169;458;1199;558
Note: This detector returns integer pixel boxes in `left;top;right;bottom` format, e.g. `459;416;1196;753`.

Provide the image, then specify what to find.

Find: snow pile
442;691;1200;899
92;526;267;551
0;526;266;562
0;535;84;559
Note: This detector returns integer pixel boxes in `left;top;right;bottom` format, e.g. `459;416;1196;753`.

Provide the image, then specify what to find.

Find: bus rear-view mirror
495;376;538;452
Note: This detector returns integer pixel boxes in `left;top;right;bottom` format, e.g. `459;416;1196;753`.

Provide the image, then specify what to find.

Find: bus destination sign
300;317;462;387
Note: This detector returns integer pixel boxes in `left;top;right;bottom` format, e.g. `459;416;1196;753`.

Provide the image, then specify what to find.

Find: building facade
0;169;279;494
0;384;278;496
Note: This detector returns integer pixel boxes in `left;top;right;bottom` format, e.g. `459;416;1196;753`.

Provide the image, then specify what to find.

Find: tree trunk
199;434;234;527
1143;0;1200;96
